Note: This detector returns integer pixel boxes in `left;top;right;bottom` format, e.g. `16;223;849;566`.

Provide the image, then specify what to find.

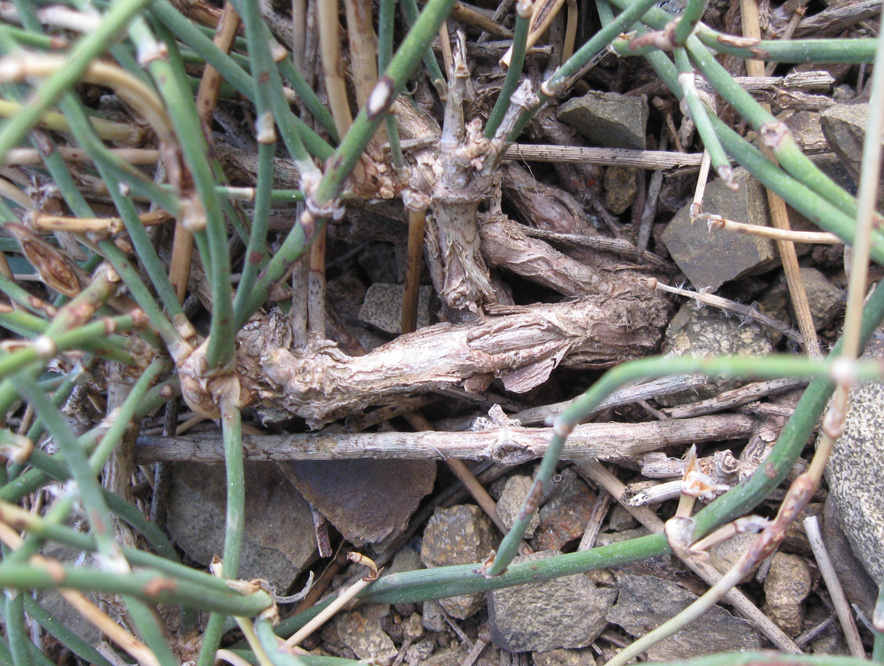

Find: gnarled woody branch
135;413;753;465
244;289;669;427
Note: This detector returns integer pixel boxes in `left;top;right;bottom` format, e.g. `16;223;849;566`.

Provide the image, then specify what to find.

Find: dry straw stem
285;554;380;648
30;209;171;234
804;516;865;657
702;214;841;244
740;0;822;359
0;99;143;144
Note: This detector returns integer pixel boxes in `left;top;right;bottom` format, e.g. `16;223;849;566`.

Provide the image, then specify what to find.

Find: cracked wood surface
239;289;669;427
136;413;755;464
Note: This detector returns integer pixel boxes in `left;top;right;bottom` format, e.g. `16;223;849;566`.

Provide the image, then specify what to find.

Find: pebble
533;467;597;551
496;475;540;538
487;550;616;652
420;505;498;619
323;605;398;666
662;167;777;291
763;552;812;637
166;462;316;592
606;573;762;660
557;91;649;150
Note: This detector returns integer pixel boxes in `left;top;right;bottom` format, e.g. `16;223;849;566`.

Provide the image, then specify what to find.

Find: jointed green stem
485;6;531;138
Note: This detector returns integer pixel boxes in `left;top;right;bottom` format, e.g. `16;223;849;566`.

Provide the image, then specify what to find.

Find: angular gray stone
496;475;540;538
603;166;638;214
821;103;884;203
166;462;316;592
657;303;775;406
557;92;648;150
487;551;616;652
822;494;877;616
533;467;596;552
420;505;498;619
278;459;435;549
662;168;777;291
763;552;812;637
359;283;432;334
825;335;884;582
786;111;827;153
606;574;762;660
763;268;844;333
532;647;597;666
324;605;398;666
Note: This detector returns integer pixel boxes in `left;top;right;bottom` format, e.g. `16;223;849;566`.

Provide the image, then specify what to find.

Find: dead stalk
401;208;427;334
804;516;865;657
501;0;562;66
285;554;380;647
740;0;822;358
702;214;841;244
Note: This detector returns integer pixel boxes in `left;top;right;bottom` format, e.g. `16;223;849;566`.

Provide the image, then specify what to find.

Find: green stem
0;563;273;615
22;596;114;666
485;7;531;138
673;0;708;45
0;314;141;382
694;32;876;63
5;592;33;666
197;393;245;666
673;47;732;184
401;0;448;96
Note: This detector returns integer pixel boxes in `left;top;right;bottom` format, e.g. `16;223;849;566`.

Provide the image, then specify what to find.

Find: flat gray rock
825;335;884;582
420;505;498;619
496;475;540;538
606;574;762;660
821;103;884;204
166;462;316;592
323;605;398;666
359;282;432;334
487;551;616;652
657;303;774;406
662;168;776;291
278;459;435;549
557;92;648;150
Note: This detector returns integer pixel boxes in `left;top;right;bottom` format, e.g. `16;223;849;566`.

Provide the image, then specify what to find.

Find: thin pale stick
804;516;865;657
703;214;841;244
741;0;822;358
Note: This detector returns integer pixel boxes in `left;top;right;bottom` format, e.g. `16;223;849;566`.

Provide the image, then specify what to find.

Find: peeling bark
239;289;669;427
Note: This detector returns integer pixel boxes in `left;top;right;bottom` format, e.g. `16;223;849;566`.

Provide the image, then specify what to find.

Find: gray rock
822;494;877;616
557;92;648;150
533;467;597;552
533;647;597;666
763;552;812;637
786;111;828;153
423;644;498;666
278;459;435;549
421;599;448;632
603;166;638;214
607;504;637;532
166;463;316;592
497;475;540;538
420;505;498;619
707;533;758;584
606;574;762;660
821;103;884;204
487;550;616;652
763;268;844;333
324;605;398;666
825;335;884;582
662;168;777;291
657;303;775;406
359;283;433;334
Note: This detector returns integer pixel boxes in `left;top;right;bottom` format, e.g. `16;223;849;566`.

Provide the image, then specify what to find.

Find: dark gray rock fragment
606;573;762;660
166;462;316;592
278;459;435;549
487;550;616;652
557;92;648;150
662;168;776;291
